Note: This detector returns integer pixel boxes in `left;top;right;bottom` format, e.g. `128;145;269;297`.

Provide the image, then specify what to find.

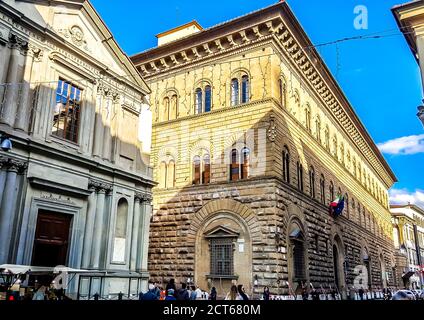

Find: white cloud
389;189;424;209
377;134;424;155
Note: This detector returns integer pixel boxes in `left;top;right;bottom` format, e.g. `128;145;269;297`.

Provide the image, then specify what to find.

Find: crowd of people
138;279;252;301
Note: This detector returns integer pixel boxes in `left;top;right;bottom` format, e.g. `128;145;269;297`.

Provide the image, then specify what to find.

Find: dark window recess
52;79;82;143
210;238;234;277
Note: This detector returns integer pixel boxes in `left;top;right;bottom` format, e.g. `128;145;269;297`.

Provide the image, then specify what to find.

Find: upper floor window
309;166;315;198
192;151;210;185
297;161;304;192
282;146;290;183
329;181;334;201
231;73;250;106
279;77;287;108
159;159;176;189
305;105;311;132
229;146;250;181
324;125;330;150
160;92;178;122
315;116;321;143
53;79;82;143
195;85;212;114
320;174;325;204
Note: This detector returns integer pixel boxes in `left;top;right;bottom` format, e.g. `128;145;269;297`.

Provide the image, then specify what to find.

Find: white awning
0;265;92;275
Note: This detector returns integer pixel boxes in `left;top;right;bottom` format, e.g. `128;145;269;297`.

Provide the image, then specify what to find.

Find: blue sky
91;0;424;207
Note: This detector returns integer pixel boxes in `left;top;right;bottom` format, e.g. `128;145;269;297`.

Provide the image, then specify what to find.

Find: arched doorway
195;211;252;298
287;219;308;291
332;236;346;294
379;254;387;289
363;247;372;290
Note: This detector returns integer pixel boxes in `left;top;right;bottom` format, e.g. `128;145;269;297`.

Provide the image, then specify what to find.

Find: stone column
0;35;23;126
14;45;39;131
130;194;142;272
92;87;105;158
0;158;8;209
81;182;99;268
137;194;152;272
90;183;111;269
0;159;25;263
102;90;113;161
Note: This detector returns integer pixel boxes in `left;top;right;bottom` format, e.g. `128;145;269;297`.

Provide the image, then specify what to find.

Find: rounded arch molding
187;199;261;244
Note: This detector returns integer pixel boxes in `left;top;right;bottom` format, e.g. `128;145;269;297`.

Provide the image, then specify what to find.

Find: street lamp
0;132;12;152
418;105;424;128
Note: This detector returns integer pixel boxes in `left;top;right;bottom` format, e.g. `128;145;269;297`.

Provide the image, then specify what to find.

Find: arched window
169;94;178;120
204;85;212;113
309;166;315;198
320;174;325;204
231;78;239;106
282;146;290;183
159;161;167;188
352;157;357;177
113;198;128;262
167;160;176;188
329;181;334;201
162;97;170;122
229;146;250;181
241;147;250;179
193;155;201;185
195;85;212;114
289;222;306;282
279;78;287;108
230;149;239;181
159;159;176;189
344;193;349;219
363;248;372;289
333;135;338;158
316;116;321;143
195;88;203;114
293;91;300;116
241;75;250;104
325;125;330;150
202;154;211;185
358;204;362;225
305;105;311;132
297;162;304;192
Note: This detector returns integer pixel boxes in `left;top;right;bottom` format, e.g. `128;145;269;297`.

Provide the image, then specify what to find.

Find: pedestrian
32;286;46;301
195;286;203;300
153;282;161;299
225;285;241;300
190;286;197;300
166;279;176;297
301;281;309;301
238;284;249;300
358;287;365;300
210;287;217;301
263;287;270;301
176;283;190;301
141;283;159;301
165;289;177;301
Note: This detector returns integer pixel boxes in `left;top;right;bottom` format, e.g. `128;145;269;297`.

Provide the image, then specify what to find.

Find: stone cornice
133;3;396;188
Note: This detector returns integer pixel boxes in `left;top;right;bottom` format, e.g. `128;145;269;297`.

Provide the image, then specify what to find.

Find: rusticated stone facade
132;3;397;298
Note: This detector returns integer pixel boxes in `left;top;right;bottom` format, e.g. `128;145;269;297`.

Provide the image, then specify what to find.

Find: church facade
132;2;397;298
0;0;154;298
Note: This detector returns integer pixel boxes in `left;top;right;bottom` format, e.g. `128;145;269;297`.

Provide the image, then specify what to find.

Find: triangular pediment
13;0;149;94
204;225;239;239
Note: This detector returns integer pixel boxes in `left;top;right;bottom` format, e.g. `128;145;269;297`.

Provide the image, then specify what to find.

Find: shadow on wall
146;106;394;297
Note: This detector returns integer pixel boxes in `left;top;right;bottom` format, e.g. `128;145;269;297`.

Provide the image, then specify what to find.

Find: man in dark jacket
176;283;190;300
141;284;159;301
